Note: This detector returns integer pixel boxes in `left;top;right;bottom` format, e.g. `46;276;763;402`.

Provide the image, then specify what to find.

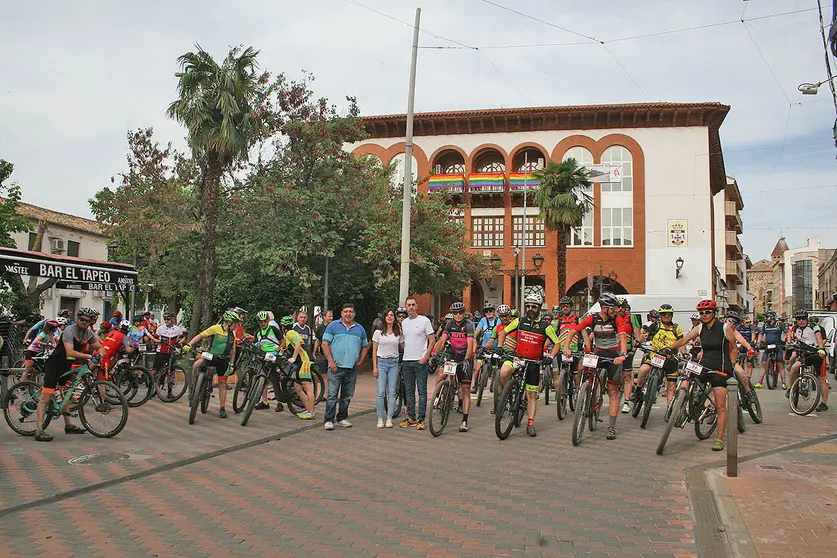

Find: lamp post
489;250;545;310
675;257;685;278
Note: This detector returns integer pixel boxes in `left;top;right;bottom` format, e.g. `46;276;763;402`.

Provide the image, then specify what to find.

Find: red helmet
696;299;717;311
100;321;112;330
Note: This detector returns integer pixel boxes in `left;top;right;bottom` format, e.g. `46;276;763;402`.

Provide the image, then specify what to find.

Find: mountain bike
273;356;325;415
495;357;536;440
153;347;188;403
110;353;155;408
762;343;781;390
630;343;670;429
189;352;225;425
539;352;553;406
240;349;280;426
787;343;823;416
232;343;264;414
735;371;762;425
13;354;49;385
3;362;129;438
428;354;465;437
656;358;720;455
475;348;497;407
572;353;615;446
556;353;579;421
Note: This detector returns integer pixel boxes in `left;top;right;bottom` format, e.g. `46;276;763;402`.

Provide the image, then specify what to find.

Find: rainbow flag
508;172;540;190
468;173;505;191
428;173;465;190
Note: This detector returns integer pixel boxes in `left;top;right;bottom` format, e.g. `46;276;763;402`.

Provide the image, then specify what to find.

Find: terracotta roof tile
15;202;105;237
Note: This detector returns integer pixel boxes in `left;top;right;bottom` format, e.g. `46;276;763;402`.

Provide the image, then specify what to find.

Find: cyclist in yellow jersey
183;310;238;418
634;304;684;406
280;315;316;419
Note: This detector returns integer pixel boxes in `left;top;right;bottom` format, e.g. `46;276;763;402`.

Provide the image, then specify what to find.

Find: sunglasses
699;310;715;316
77;317;91;324
453;311;465;315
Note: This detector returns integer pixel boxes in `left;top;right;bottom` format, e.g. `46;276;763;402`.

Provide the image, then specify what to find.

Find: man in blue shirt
736;316;758;379
754;311;787;389
472;303;500;393
322;303;369;430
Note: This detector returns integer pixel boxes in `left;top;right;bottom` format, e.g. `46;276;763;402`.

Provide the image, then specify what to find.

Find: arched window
473;149;505;173
390;152;418;193
562;147;594;247
513;147;546;172
432;150;465;174
600;145;633;246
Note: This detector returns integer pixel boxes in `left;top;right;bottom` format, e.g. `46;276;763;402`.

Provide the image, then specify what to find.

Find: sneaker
712;438;724;451
219;408;227;419
606;427;617;440
754;383;763;389
337;419;352;428
526;425;536;437
377;418;385;429
459;421;468;432
629;390;640;402
324;421;334;430
747;391;757;404
385;418;393;428
416;420;426;430
816;402;828;412
275;402;284;412
64;424;86;435
399;418;417;428
621;402;630;414
255;402;270;410
782;383;787;390
34;429;54;442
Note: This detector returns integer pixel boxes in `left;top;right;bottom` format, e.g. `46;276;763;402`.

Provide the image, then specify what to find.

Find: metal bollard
727;377;739;477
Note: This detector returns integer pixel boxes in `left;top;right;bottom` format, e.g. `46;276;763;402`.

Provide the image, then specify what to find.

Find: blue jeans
376;357;399;419
324;367;358;424
402;360;429;421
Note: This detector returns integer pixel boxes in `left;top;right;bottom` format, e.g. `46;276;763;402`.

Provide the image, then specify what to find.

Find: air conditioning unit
50;238;65;253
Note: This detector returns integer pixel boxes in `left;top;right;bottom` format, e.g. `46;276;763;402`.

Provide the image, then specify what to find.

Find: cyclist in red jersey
563;293;629;440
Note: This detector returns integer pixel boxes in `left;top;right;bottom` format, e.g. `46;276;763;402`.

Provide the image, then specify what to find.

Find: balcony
509;172;541;193
428;173;465;195
725;259;743;285
467;173;505;196
728;290;745;310
724;201;742;233
725;230;743;258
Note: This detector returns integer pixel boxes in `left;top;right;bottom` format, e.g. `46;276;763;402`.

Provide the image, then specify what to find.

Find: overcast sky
2;0;835;262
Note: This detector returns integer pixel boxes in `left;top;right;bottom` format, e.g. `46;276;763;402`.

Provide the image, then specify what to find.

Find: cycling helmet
598;293;619;308
163;312;176;320
78;307;98;318
483;303;496;312
559;296;573;306
765;311;776;318
690;312;700;321
233;307;247;315
59;308;71;318
99;321;112;330
223;310;241;322
444;313;454;320
132;315;143;322
725;310;741;324
396;307;408;317
497;304;511;316
742;316;752;325
794;309;808;320
510;309;520;318
256;310;270;321
450;301;466;313
119;319;131;329
44;320;59;328
524;293;544;306
56;317;69;326
647;309;660;320
112;310;122;317
696;299;717;311
658;304;674;314
541;314;553;323
616;296;628;308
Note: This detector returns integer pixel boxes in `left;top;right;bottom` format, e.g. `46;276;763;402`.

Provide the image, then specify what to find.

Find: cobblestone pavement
0;375;834;557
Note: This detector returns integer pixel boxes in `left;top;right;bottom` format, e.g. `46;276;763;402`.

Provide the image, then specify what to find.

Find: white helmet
690;312;700;321
497;304;511;316
120;320;132;329
55;317;68;326
523;293;543;306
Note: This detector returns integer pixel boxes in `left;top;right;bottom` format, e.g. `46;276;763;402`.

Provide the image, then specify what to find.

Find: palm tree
167;45;262;331
532;158;593;299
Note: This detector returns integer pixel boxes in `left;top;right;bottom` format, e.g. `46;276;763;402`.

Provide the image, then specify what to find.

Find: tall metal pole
520;152;529;307
323;257;329;313
514;249;520;311
398;7;421;305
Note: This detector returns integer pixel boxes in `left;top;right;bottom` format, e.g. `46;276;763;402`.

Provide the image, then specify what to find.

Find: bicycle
13;354;48;387
539;351;553;406
762;343;781;390
475;348;497;407
153;347;188;403
3;362;129;438
787;343;823;416
110;351;155;408
495;357;537;440
630;343;670;429
571;353;616;446
429;354;470;436
735;370;762;425
656;358;721;455
232;343;264;414
189;351;226;425
272;355;325;415
240;349;280;426
555;352;579;421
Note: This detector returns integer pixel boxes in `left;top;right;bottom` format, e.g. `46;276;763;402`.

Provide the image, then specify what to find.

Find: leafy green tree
533;158;592;298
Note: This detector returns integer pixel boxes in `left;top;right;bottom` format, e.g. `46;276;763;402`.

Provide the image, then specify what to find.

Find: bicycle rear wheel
789;374;820;416
156;364;188;403
766;358;777;390
232;371;252;413
640;374;659;429
588;379;601;432
556;369;568;420
476;362;490;407
78;381;129;438
428;379;452;437
543;366;551;406
495;378;519;440
747;388;763;424
311;369;325;405
657;389;686;455
240;375;265;427
200;373;213;414
572;381;590;446
694;390;718;440
390;376;404;419
736;396;746;433
126;366;154;408
3;380;44;436
189;372;205;424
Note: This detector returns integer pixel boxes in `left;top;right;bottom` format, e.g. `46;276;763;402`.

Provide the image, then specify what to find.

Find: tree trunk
188;284;203;338
198;159;222;330
557;226;568;298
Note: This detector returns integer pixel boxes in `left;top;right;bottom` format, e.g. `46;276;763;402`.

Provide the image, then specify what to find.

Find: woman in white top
372;308;404;428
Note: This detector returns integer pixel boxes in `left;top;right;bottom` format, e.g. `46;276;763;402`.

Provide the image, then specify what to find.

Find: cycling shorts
761;349;784;363
601;360;624;384
700;369;728;389
200;356;230;377
802;354;824;375
642;355;679;380
42;361;77;391
447;359;472;385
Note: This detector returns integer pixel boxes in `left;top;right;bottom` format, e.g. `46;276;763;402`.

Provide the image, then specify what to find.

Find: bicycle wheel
428;379;452;437
640;374;659;429
156;364;188;403
495;378;519;440
572;381;590;446
746;388;763;424
588;380;601;432
311;369;325;405
766;358;777;390
200;373;213;414
126;366;154;408
189;372;205;424
544;367;552;406
232;371;252;414
556;369;567;420
789;374;820;416
657;389;687;455
240;375;265;427
112;364;138;402
388;375;404;419
630;385;643;418
78;381;129;438
736;395;746;434
476;363;490;407
3;380;45;436
568;371;576;413
694;391;718;440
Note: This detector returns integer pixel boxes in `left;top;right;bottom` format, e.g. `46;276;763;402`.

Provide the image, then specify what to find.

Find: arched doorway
566;275;629;310
469;280;485;313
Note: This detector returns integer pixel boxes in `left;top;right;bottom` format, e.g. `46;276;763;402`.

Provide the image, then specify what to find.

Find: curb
688;432;837;558
0;407;376;519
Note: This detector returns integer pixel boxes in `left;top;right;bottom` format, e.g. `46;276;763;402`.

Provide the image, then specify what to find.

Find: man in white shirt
398;296;435;430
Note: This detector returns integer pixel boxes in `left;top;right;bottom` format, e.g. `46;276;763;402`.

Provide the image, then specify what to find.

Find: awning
0;246;137;290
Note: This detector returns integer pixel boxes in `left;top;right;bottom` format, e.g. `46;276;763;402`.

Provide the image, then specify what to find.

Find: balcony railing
725;230;743;257
428;173;465;192
724;201;742;233
509;172;541;192
725;259;743;284
467;173;505;193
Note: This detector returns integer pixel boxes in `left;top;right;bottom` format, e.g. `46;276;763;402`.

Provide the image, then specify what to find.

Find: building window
472;217;504;248
67;241;80;257
601;207;633;246
473;150;505;174
28;232;37;251
792;259;813;311
562;147;594;246
512;216;545;247
600;145;633;192
451;211;464;227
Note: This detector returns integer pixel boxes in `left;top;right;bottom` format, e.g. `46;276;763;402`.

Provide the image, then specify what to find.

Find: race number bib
201;352;214;361
137;344;147;352
651;355;666;368
443;361;457;376
582;354;599;368
685;360;703;376
264;353;277;362
561;355;574;363
767;344;776;350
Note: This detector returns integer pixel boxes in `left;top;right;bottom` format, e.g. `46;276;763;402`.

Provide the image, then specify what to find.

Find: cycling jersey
736;324;757;344
793;326;819;347
285;329;312;380
491;323;517;352
476;316;500;347
555;314;579;352
255;324;283;354
622;313;635;351
155;324;184;355
698;320;732;375
200;324;234;357
43;324;97;389
100;330;126;370
442;319;475;362
503;317;559;361
126;326;147;346
573;313;630;353
760;322;783;345
648;322;684;354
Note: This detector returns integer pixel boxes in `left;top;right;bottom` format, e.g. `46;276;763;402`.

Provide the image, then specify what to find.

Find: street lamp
675;257;685;279
489;250;545;310
798;75;837;95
